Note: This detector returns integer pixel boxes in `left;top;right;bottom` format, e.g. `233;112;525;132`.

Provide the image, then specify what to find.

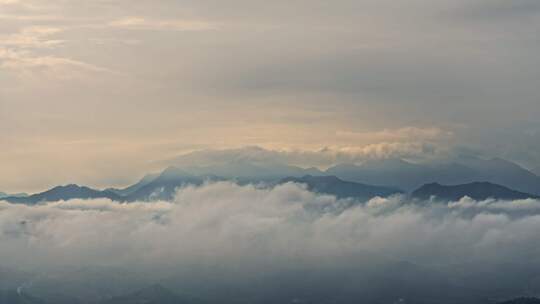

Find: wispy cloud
0;26;64;48
0;47;115;81
0;50;109;73
0;23;116;82
335;127;452;143
108;16;218;31
0;14;62;21
0;0;19;4
161;127;453;169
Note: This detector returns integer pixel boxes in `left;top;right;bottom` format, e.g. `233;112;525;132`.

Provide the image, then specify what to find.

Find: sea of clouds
2;181;540;273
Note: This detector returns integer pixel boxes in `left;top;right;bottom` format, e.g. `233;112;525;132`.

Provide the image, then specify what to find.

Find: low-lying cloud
2;182;540;271
3;182;540;302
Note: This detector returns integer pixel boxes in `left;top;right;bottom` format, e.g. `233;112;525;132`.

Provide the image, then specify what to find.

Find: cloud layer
2;182;540;273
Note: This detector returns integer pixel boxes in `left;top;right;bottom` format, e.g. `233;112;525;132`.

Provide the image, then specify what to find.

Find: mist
2;182;540;302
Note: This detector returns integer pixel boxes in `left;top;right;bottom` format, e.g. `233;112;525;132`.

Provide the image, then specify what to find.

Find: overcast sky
1;0;539;192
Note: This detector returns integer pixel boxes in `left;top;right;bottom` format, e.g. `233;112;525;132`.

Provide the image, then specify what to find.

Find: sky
1;0;540;192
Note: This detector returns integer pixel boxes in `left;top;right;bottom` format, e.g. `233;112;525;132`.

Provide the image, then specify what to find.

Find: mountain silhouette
106;173;160;196
2;185;123;205
411;182;540;202
326;157;540;195
123;167;210;201
280;175;402;200
0;192;28;199
3;156;540;204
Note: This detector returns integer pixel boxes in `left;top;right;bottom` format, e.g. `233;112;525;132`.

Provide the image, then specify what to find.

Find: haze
1;0;540;193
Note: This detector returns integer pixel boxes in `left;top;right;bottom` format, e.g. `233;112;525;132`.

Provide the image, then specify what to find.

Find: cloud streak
108;17;218;31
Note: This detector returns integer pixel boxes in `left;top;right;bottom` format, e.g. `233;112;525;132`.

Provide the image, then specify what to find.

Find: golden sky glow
1;0;540;192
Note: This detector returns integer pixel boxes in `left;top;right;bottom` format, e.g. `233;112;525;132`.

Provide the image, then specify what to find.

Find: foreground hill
281;175;402;201
411;182;540;202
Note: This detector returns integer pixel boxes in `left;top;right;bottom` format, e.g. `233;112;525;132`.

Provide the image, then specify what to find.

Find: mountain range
3;185;123;205
2;156;540;204
0;170;401;204
163;154;540;195
326;157;540;195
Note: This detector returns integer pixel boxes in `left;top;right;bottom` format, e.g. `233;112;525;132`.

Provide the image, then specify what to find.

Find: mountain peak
159;166;194;179
56;184;84;190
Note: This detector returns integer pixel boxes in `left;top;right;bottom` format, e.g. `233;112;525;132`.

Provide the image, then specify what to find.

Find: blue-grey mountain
326;157;540;195
3;185;123;205
280;175;401;201
411;182;540;202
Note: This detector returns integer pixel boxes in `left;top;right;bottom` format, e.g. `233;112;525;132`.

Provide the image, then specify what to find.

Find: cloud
1;0;540;193
335;127;452;143
0;0;19;4
0;47;115;80
0;25;116;82
0;26;64;48
449;196;540;212
162;138;450;170
108;17;218;31
2;182;540;271
2;182;540;302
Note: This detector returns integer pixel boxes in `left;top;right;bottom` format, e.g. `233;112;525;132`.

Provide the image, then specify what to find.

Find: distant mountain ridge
3;156;540;204
280;175;401;201
3;184;123;205
1;169;402;204
326;157;540;195
0;168;206;204
0;192;28;199
121;167;211;201
106;173;160;196
411;182;540;202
